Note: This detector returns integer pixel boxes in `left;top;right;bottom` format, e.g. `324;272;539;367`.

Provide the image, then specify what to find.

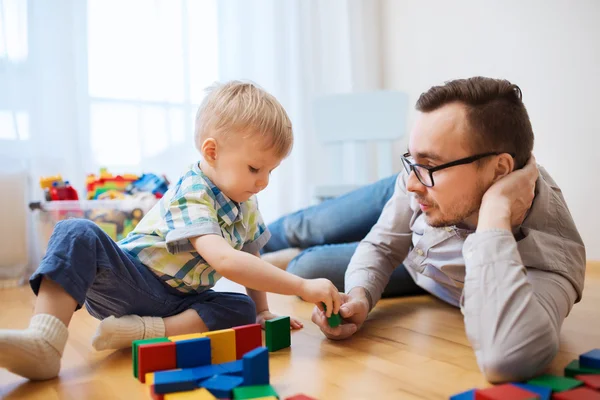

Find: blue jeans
30;219;256;330
263;174;425;298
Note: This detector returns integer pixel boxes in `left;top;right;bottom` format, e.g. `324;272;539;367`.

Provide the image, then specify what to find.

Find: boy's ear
201;138;218;165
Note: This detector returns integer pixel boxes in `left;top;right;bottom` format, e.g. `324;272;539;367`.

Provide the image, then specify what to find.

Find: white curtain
217;0;383;222
0;0;382;238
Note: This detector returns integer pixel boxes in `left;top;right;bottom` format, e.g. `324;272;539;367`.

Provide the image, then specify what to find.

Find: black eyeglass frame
401;151;515;187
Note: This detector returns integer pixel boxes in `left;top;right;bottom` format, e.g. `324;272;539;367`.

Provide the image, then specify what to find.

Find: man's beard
419;181;488;228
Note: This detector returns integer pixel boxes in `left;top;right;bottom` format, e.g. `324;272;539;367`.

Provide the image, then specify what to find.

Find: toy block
553;387;600;400
233;323;262;359
138;342;177;383
191;363;231;382
164;388;217;400
527;374;583;392
450;389;476;400
220;359;244;376
133;337;171;378
168;333;206;342
146;372;155;386
176;337;211;369
204;329;236;364
322;303;341;328
201;375;244;398
565;360;600;377
150;385;165;400
285;395;317;400
154;369;198;394
474;383;539;399
575;375;600;390
580;349;600;369
243;347;269;386
232;384;279;399
512;383;551;400
265;316;291;352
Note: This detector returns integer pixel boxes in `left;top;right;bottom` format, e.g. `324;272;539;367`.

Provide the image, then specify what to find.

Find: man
265;77;586;382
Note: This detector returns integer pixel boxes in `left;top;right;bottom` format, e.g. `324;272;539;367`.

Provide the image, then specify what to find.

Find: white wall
381;0;600;260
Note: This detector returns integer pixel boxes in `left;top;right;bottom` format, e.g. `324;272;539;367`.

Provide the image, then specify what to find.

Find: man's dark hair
416;77;534;169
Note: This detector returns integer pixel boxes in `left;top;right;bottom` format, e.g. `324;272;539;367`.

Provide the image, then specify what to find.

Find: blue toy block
449;388;476;400
153;369;197;394
200;374;244;398
580;349;600;369
176;337;211;369
513;383;552;400
190;363;227;382
243;346;269;386
220;359;244;376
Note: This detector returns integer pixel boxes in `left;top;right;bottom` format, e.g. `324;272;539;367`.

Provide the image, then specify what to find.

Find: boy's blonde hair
195;81;293;158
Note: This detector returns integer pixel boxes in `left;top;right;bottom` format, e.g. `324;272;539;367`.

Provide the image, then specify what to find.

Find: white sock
0;313;68;380
92;315;165;351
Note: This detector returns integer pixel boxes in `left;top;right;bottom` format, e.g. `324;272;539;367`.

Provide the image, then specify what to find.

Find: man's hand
256;310;303;330
311;288;370;340
478;155;539;231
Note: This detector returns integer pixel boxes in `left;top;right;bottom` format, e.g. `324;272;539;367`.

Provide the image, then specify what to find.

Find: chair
312;90;409;201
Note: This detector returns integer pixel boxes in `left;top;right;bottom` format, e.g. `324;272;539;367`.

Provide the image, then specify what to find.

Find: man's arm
345;172;414;309
462;231;577;383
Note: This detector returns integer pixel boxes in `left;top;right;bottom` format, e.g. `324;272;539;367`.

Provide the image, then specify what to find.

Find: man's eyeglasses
401;152;514;187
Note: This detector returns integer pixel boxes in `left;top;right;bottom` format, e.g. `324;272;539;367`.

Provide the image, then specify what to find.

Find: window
86;0;219;170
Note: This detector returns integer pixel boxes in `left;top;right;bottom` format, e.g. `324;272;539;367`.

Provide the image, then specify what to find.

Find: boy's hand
256;310;303;330
299;278;341;318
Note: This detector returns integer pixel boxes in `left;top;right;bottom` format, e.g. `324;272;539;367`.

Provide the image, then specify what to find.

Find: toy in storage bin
30;195;158;259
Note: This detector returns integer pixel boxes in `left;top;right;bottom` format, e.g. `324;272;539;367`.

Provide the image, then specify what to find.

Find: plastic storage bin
30;196;158;259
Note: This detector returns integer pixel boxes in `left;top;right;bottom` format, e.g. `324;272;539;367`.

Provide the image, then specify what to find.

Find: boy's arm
191;234;341;316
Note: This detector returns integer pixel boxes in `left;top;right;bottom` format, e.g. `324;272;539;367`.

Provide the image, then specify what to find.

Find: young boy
0;81;341;381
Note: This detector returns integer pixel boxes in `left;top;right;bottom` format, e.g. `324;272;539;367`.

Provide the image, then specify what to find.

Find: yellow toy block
204;329;236;364
164;388;216;399
167;333;205;342
145;372;154;386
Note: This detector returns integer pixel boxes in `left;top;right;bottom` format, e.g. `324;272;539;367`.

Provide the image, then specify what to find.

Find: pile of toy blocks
450;349;600;399
133;317;317;399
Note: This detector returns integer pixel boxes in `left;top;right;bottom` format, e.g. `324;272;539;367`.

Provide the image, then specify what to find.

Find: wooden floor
1;263;599;400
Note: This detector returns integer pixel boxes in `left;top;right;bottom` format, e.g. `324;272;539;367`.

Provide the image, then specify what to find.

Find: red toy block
575;375;600;390
233;323;262;360
553;387;600;400
138;342;177;383
285;395;317;400
475;383;539;400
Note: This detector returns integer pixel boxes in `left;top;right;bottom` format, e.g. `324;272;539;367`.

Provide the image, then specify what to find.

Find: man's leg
287;242;425;298
264;174;399;252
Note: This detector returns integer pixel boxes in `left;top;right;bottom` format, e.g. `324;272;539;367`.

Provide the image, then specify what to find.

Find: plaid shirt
119;162;270;293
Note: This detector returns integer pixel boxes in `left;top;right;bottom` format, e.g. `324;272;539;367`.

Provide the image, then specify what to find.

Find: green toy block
322;302;341;328
232;384;279;399
132;337;170;378
565;359;600;377
265;316;290;352
527;374;583;392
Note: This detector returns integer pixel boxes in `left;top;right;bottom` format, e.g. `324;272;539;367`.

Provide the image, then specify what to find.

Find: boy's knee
236;295;257;325
55;218;103;237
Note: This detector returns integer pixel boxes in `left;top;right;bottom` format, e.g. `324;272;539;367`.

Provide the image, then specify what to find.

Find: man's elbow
477;337;559;383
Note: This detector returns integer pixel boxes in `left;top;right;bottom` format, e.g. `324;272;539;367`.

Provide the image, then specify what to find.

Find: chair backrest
312;91;409;199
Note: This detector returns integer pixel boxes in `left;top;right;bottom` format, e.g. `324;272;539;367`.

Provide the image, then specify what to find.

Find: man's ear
201;138;218;166
492;153;515;182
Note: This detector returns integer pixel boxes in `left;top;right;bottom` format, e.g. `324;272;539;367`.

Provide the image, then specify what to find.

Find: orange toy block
204;329;236;364
168;333;205;342
233;323;262;360
138;342;177;383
